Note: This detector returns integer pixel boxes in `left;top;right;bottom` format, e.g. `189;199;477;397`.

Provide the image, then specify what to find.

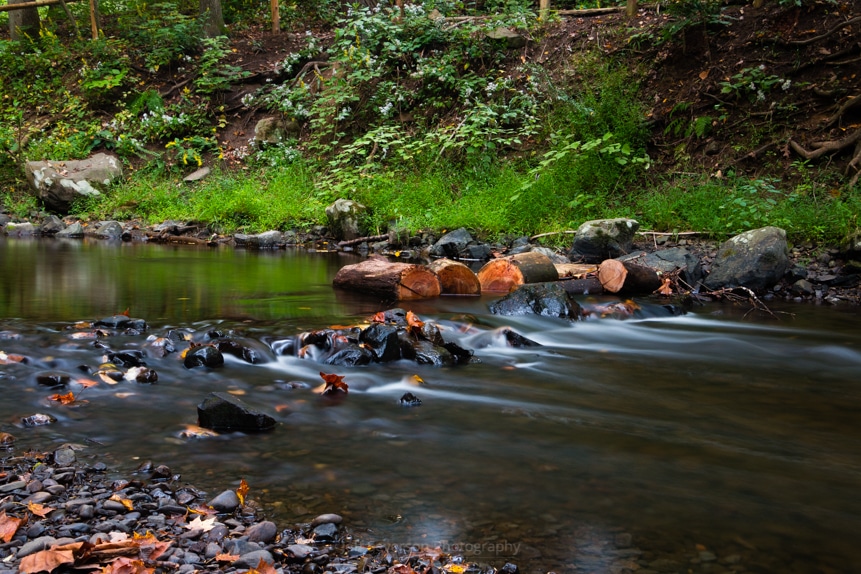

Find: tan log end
428;259;481;295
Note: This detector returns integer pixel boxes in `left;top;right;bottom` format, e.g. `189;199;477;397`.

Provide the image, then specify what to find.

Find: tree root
789;127;861;186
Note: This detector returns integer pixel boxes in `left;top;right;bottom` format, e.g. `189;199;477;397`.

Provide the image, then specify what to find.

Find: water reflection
1;237;861;572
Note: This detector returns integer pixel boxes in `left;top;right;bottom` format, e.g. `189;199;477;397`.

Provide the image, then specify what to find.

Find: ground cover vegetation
0;0;859;244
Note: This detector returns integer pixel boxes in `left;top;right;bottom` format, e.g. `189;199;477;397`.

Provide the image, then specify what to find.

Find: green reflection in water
0;238;358;323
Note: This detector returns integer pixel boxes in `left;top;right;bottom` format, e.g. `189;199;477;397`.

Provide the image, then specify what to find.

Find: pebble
245;520;277;543
311;513;343;527
208;489;241;512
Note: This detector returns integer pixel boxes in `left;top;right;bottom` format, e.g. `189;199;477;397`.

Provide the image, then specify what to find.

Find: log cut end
428;259;481;296
397;265;442;300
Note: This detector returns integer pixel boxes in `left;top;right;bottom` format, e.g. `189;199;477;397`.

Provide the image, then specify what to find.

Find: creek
1;238;860;573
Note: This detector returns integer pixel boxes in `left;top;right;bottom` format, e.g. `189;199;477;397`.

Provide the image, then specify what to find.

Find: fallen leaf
598;259;627;293
246;558;279;574
319;372;348;395
0;511;22;543
371;311;386;323
48;392;79;405
656;277;673;296
237;478;249;505
18;547;76;573
75;377;100;388
699;69;709;79
185;515;218;532
110;494;134;511
215;553;239;562
406;310;425;331
27;502;54;518
0;351;26;364
101;556;154;574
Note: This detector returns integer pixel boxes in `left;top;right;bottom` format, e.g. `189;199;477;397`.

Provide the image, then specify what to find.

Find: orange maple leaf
215;553;240;562
406;310;424;330
110;494;134;511
236;478;249;505
246;558;279;574
371;311;386;323
48;392;78;405
319;372;349;395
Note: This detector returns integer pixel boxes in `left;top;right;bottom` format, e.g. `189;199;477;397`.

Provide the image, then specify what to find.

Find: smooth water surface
1;238;860;573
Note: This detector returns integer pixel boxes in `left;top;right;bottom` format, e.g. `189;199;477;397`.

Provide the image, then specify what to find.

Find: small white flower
781;79;791;91
757;89;765;101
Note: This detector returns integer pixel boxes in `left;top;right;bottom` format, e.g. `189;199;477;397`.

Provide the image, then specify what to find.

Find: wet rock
18;536;58;558
326;198;367;241
286;544;314;560
93;220;124;240
399;392;422;407
34;371;71;387
94;315;148;331
791;279;815;296
704;226;790;292
233;549;275;569
400;338;454;366
312;522;338;542
5;222;36;236
107;350;147;368
183;345;224;368
234;230;283;249
40;215;65;234
56;221;84;238
246;520;277;543
489;283;581;319
323;344;375;366
429;227;474;258
215;338;274;364
53;447;76;466
197;392;277;432
311;513;343;527
126;366;158;383
568;218;639;262
207;489;241;512
499;564;520;574
359;323;401;362
22;413;57;427
25;153;123;213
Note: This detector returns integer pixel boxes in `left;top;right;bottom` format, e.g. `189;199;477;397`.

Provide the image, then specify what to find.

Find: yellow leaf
27;502;54;518
110;494;134;511
237;478;249;505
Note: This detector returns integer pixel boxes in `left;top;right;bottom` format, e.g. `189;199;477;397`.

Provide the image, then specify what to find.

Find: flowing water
1;238;860;573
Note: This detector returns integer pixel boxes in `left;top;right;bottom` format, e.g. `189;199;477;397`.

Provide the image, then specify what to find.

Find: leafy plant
719;66;790;102
194;36;250;96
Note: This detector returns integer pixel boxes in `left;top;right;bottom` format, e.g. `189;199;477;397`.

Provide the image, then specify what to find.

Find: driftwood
333;257;441;301
337;234;388;248
428;258;481;296
554;263;597;279
145;232;215;246
476;252;559;293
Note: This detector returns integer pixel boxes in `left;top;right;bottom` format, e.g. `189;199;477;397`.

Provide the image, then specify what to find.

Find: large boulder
489;282;581;319
325;199;367;241
25;153;123;213
704;227;790;292
568;218;639;263
429;227;493;261
197;392;277;432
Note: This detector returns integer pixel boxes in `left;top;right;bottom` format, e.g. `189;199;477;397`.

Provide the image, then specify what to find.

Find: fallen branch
702;286;784;320
337;234;388;247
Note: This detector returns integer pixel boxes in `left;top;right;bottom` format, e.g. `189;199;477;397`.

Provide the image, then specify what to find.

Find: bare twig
337;234;389;247
786;16;861;46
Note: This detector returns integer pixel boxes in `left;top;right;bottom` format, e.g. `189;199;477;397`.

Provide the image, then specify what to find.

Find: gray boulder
197;392;277;432
253;116;298;146
489;282;581;319
430;227;473;257
234;230;283;249
93;220;123;240
4;222;36;236
568;218;639;262
40;215;65;235
325;199;367;241
56;221;84;238
25;153;122;213
704;226;790;292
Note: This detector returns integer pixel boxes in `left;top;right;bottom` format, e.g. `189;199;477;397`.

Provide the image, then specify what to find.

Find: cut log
555;263;597;279
428;258;481;296
477;252;559;293
599;259;663;295
333;257;441;300
558;276;605;296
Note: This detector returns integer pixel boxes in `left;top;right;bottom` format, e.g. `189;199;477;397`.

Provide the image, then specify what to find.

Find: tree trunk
477;252;559;293
200;0;225;37
8;0;41;41
626;0;637;17
333;257;441;300
599;259;662;295
428;259;481;296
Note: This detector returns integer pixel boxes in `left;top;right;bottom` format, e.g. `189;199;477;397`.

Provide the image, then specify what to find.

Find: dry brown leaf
598;259;627;293
18;547;76;574
237;478;249;505
48;392;79;405
0;511;22;543
319;372;348;395
75;377;100;388
656;277;673;296
245;558;279;574
101;556;154;574
699;69;709;80
215;553;240;562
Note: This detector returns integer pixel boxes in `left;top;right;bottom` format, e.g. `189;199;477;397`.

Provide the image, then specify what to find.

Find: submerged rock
197;392;277;432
